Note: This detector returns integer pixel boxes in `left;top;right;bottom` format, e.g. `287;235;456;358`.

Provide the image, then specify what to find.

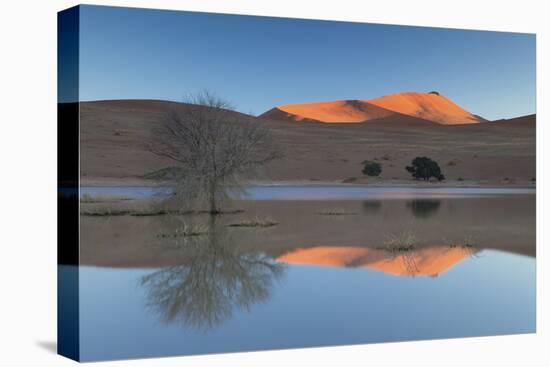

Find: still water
75;186;536;361
79;185;535;200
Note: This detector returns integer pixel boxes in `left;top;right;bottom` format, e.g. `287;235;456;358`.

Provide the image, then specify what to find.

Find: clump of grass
447;158;461;166
130;209;171;216
318;208;357;216
378;230;417;252
142;166;186;180
157;223;209;238
196;209;244;215
228;216;278;228
342;177;357;183
80;208;132;216
80;193;132;203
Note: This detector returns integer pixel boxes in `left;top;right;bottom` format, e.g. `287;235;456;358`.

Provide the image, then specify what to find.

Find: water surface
76;186;536;361
80;185;535;200
76;248;534;361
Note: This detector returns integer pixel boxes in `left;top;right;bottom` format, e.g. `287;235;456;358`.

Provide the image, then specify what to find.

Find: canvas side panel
57;5;80;362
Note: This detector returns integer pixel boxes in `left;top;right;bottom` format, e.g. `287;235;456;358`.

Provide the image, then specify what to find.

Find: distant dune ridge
78;98;535;185
260;92;485;125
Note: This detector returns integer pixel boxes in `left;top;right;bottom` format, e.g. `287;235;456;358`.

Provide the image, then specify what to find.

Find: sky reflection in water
78;246;535;361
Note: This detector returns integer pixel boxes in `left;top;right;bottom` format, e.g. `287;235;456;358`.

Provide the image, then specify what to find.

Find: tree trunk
208;180;218;214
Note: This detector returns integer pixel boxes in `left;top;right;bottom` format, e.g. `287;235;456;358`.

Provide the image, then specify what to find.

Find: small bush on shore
406;157;445;181
362;160;382;176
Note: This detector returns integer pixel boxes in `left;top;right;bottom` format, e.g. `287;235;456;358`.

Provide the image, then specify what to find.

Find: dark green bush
362;160;382;176
406;157;445;181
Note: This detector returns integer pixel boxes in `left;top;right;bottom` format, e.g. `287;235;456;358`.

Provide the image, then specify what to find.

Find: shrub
362;160;382;176
406;157;445;181
342;177;357;183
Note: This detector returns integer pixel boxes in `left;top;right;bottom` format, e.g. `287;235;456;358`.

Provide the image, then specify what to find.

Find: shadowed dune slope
261;92;484;125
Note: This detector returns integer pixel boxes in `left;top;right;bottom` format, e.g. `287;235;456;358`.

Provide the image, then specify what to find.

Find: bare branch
150;91;281;213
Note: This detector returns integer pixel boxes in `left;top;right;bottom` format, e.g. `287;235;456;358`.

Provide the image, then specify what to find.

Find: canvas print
58;5;536;362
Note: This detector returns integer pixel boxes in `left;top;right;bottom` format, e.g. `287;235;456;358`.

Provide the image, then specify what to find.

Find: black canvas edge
57;5;81;362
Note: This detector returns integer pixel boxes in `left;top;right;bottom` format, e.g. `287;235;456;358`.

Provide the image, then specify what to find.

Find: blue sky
78;5;536;120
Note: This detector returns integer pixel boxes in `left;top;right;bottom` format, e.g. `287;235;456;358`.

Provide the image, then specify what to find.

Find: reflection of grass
80;208;132;216
228;216;278;228
318;208;357;216
130;210;172;216
80;193;132;203
378;230;417;252
81;206;244;217
157;223;210;238
447;235;479;257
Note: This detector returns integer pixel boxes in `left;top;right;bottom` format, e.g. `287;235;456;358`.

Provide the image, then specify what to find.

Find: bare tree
151;91;281;214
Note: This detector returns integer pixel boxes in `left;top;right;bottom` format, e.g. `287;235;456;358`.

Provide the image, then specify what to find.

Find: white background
0;0;547;365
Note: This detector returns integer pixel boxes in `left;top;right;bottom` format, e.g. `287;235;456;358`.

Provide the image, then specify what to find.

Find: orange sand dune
261;92;483;125
277;245;476;277
265;100;396;123
368;92;481;125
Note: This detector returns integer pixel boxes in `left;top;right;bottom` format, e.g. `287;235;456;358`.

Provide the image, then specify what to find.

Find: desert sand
78;98;535;187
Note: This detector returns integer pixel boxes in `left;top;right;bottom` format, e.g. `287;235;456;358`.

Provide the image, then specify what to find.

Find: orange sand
266;92;482;125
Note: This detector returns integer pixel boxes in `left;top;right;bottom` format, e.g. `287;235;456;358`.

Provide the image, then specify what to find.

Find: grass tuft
228;216;278;228
318;208;357;216
378;230;417;252
341;177;357;183
80;193;132;203
80;208;132;216
157;223;210;238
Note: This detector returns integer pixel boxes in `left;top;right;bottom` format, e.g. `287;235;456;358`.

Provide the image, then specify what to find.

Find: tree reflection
362;200;382;214
141;218;285;331
406;199;441;219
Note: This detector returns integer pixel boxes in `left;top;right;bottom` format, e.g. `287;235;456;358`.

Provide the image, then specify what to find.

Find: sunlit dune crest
273;100;395;123
368;92;481;125
277;245;476;277
261;92;482;125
